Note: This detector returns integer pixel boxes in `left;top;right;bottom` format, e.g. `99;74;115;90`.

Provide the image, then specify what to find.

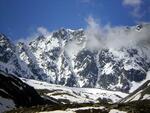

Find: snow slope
21;78;128;104
120;80;150;103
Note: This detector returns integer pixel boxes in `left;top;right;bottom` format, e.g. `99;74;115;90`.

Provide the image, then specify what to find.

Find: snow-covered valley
21;78;128;104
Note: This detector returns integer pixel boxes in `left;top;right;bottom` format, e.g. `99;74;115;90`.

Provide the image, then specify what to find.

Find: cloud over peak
37;27;50;36
17;16;150;53
85;16;150;50
17;26;50;44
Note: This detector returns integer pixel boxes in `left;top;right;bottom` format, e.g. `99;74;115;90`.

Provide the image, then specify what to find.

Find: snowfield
21;78;128;104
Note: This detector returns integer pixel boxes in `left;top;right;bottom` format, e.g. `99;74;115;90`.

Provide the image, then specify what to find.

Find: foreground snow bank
109;109;127;113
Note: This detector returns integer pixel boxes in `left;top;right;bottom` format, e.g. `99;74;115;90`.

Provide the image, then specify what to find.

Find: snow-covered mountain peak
0;34;16;63
0;24;150;93
17;42;28;51
0;33;14;49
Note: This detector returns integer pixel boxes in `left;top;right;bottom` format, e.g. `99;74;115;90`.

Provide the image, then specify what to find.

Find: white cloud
85;16;105;50
122;0;143;18
17;16;150;52
84;16;150;50
37;27;50;36
17;33;38;44
65;39;86;59
17;26;50;44
105;24;150;49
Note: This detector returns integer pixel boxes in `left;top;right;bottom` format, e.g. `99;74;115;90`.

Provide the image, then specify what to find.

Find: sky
0;0;149;42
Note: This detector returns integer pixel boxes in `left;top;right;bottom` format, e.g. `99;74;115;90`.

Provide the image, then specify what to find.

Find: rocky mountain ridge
0;24;150;93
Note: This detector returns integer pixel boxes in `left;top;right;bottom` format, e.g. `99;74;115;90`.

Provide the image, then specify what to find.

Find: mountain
115;80;150;113
120;80;150;103
0;71;58;112
0;34;34;78
0;24;150;93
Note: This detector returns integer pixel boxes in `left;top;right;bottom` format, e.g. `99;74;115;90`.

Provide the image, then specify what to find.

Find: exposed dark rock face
74;50;98;87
